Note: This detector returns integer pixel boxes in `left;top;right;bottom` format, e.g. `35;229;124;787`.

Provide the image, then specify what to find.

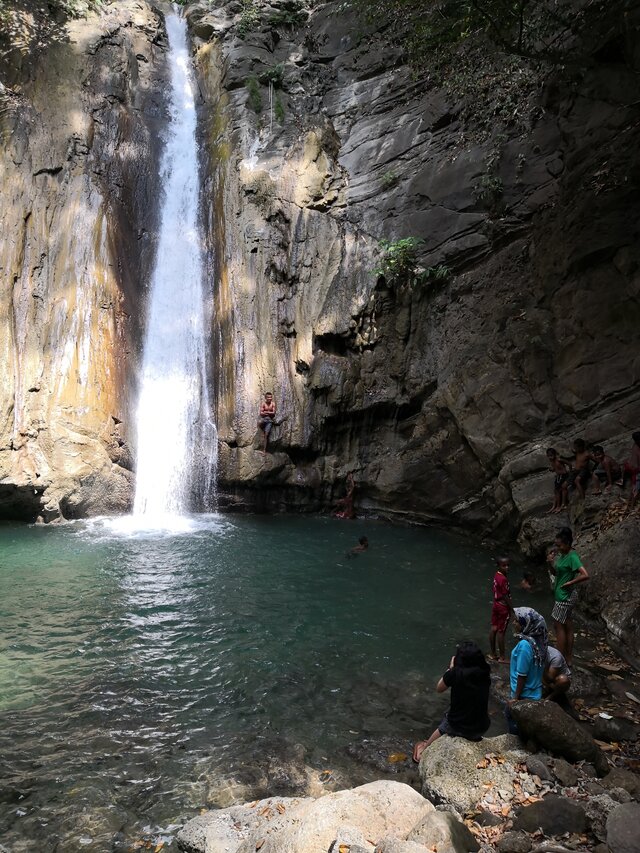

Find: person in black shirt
413;641;491;763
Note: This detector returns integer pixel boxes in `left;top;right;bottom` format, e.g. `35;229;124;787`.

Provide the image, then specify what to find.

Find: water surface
0;515;549;850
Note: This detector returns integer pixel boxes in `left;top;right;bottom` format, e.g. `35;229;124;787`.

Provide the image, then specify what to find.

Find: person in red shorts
489;557;512;663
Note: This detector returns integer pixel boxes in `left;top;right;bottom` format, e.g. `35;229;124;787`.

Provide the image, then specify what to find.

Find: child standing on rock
548;527;589;665
489;557;512;663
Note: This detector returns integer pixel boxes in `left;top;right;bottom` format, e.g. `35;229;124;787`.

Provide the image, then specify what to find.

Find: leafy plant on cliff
268;4;308;29
245;76;263;113
274;95;285;123
259;63;285;88
237;0;260;37
375;238;451;290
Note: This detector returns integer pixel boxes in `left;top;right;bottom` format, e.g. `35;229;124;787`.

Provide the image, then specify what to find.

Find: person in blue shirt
505;607;548;733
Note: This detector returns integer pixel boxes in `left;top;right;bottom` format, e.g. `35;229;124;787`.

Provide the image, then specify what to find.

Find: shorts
569;466;591;489
554;473;569;492
552;589;579;624
491;604;511;633
437;714;484;741
257;417;273;435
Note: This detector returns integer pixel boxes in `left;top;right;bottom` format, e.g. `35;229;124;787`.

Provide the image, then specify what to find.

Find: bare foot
592;490;602;496
604;485;612;493
497;657;509;664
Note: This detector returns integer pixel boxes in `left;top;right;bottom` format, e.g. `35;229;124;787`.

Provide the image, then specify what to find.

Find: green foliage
381;170;399;189
353;0;622;67
237;0;260;37
245;76;262;113
375;238;452;290
474;173;503;207
274;95;285;123
259;63;285;88
268;3;308;28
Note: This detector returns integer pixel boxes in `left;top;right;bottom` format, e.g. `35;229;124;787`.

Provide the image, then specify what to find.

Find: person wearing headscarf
509;607;548;702
413;641;491;763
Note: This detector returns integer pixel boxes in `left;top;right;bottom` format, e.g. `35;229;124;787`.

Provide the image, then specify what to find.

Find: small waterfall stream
133;10;216;519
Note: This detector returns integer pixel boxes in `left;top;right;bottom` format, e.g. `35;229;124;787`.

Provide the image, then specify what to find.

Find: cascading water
133;10;216;520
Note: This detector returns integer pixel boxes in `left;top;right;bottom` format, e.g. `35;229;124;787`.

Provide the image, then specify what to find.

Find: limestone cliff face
191;0;640;537
0;0;169;519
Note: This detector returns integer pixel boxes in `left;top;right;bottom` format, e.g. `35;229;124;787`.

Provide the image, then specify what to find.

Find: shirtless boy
624;431;640;510
568;439;592;500
257;392;276;453
590;445;623;495
546;448;569;513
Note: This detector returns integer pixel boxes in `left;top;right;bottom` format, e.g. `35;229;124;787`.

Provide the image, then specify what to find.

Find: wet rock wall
0;0;169;519
191;0;640;538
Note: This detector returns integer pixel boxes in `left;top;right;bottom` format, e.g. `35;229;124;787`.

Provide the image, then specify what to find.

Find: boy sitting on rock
590;445;623;495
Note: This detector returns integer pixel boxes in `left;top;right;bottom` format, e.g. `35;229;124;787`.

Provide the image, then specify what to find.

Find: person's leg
561;480;569;509
413;728;442;762
489;625;498;659
554;620;568;659
566;618;575;665
497;629;507;662
592;472;602;495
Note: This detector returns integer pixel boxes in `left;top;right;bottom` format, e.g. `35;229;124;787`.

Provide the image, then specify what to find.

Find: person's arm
512;674;528;701
546;551;557;574
543;666;560;686
437;657;456;693
561;565;589;589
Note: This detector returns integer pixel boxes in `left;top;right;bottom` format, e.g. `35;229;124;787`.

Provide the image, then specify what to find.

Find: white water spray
133;11;216;520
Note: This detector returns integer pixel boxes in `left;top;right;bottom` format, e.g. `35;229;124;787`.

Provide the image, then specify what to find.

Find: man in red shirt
489;557;512;663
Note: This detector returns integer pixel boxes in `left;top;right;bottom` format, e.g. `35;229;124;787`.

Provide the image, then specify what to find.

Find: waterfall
133;10;216;519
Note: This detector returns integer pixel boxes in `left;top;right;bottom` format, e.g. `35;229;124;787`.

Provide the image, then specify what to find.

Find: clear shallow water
0;516;549;851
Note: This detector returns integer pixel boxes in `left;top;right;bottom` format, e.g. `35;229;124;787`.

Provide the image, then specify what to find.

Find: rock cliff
189;0;640;543
0;0;168;519
1;1;639;576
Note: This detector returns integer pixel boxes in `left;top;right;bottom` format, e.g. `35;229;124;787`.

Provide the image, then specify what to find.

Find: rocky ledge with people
177;637;640;853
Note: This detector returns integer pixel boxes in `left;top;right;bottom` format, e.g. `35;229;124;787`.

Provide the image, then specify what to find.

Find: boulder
551;758;578;788
591;716;640;743
407;810;480;853
600;767;640;801
512;793;586;835
374;840;431;853
585;793;627;841
496;831;533;853
606;802;640;853
524;755;553;782
419;734;528;814
177;781;434;853
509;700;609;775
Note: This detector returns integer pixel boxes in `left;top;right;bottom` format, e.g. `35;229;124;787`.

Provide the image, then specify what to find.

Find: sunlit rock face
0;1;169;520
193;0;640;532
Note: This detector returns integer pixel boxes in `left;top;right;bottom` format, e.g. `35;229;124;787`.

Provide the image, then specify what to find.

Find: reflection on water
0;515;550;851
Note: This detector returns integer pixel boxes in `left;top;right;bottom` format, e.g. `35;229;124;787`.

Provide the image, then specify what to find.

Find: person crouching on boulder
505;607;547;733
543;645;580;720
412;641;491;763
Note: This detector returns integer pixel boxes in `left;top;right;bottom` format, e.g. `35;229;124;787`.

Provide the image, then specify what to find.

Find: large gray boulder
419;734;528;814
512;793;586;835
177;781;435;853
407;810;480;852
606;802;640;853
509;700;609;775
